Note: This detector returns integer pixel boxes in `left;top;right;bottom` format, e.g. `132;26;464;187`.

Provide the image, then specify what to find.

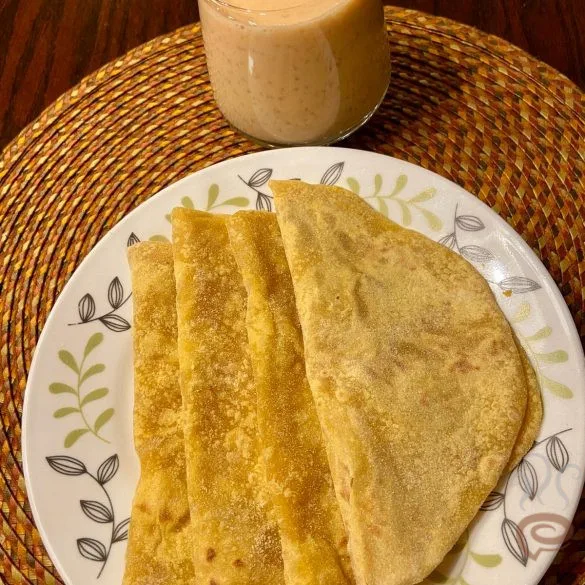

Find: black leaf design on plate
501;518;529;566
546;435;569;472
455;215;485;231
498;276;541;294
517;459;538;500
97;454;119;485
480;491;504;511
46;456;87;476
48;454;127;578
459;245;495;263
446;205;541;298
320;162;344;186
127;232;140;247
81;500;114;523
238;169;273;211
113;518;131;543
248;168;272;188
107;277;124;309
493;428;571;565
77;538;107;562
256;192;273;211
99;314;131;332
71;281;131;332
438;233;456;250
78;294;96;322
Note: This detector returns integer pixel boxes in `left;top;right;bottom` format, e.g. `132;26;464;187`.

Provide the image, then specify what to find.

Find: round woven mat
1;6;584;585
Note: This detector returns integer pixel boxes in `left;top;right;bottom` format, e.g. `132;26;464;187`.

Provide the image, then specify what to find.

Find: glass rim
203;0;340;14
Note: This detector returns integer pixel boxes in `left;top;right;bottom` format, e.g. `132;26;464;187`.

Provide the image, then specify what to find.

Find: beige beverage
199;0;391;146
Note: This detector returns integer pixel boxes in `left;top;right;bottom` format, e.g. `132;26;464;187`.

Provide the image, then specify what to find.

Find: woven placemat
1;6;584;585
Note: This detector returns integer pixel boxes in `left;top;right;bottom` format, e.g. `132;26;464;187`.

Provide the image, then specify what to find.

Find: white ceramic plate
23;147;585;585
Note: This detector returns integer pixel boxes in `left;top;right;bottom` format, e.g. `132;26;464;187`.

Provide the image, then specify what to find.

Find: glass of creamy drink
199;0;391;146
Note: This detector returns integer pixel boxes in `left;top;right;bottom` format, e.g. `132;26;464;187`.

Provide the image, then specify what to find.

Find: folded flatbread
171;208;284;585
271;180;529;585
124;242;195;585
227;211;354;585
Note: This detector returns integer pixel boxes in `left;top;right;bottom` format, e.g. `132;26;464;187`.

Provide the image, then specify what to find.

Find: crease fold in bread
227;211;354;585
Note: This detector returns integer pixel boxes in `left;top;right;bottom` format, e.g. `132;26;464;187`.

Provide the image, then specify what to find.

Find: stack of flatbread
124;180;542;585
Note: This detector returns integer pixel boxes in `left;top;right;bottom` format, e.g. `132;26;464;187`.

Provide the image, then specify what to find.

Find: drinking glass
199;0;391;146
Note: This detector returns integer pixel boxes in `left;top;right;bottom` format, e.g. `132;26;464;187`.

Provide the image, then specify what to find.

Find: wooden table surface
0;0;583;151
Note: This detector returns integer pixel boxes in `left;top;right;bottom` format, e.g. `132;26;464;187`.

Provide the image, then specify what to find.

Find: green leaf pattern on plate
156;183;250;241
94;409;115;433
149;234;170;242
65;428;90;448
54;407;80;418
346;173;443;231
206;183;219;209
181;196;195;210
50;333;114;447
469;553;502;568
512;301;573;398
81;388;109;407
49;383;76;395
540;375;573;399
58;350;79;374
346;177;361;195
421;529;501;585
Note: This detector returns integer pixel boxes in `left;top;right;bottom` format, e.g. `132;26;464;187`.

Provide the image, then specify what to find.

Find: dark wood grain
0;0;583;150
390;0;585;86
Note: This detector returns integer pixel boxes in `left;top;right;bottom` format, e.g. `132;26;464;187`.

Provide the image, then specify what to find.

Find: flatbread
227;211;354;585
124;242;195;585
505;343;543;472
271;180;528;585
171;208;284;585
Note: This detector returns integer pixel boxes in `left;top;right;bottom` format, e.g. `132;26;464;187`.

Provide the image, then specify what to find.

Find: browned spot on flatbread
206;548;216;562
233;559;245;568
451;357;479;374
489;338;507;355
174;511;190;532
